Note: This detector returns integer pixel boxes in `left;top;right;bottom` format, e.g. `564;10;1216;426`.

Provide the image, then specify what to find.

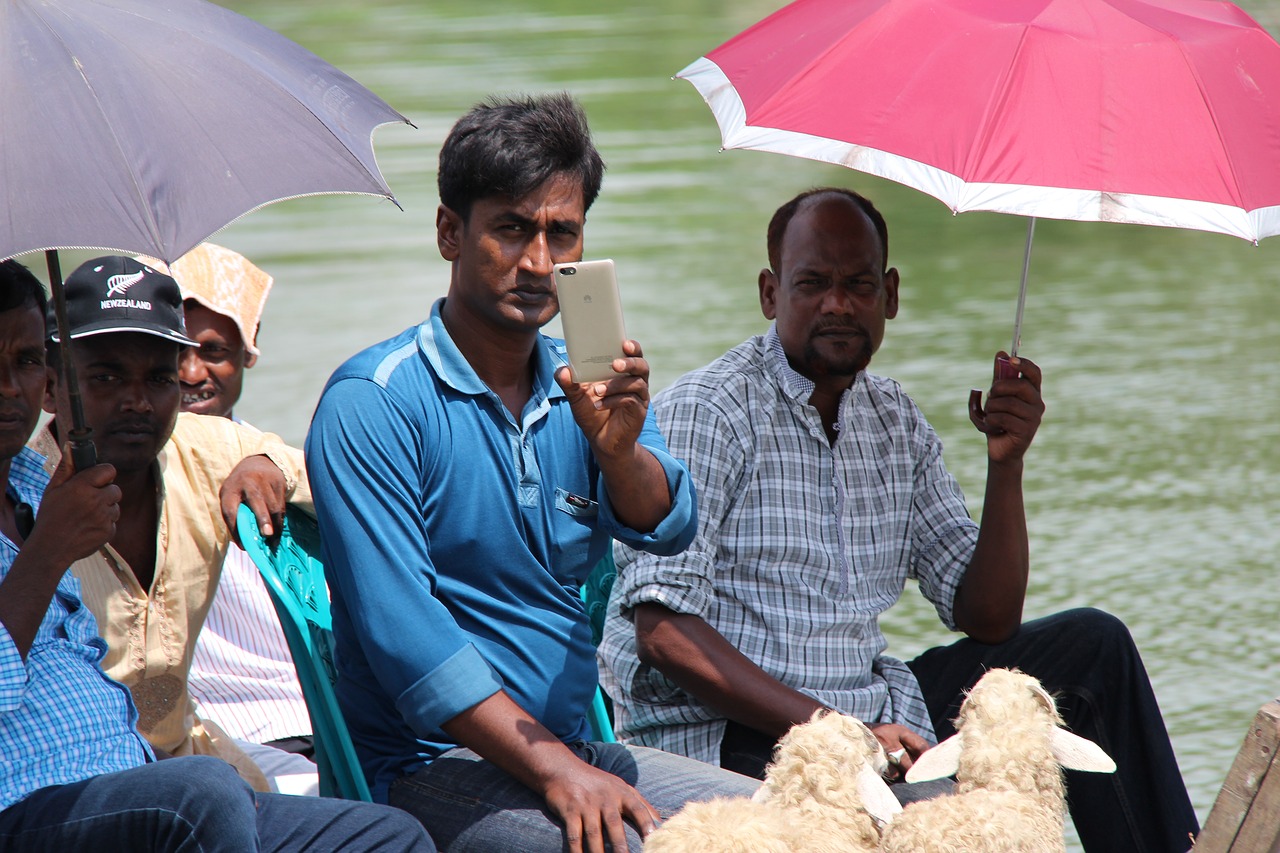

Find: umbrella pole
44;250;98;470
1010;217;1036;358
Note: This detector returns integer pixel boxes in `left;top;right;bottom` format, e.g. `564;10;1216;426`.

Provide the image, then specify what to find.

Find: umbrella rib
104;2;410;202
959;21;1037;203
26;6;170;255
1165;34;1248;214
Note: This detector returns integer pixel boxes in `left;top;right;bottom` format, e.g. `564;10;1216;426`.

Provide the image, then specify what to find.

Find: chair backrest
581;551;618;743
236;504;372;801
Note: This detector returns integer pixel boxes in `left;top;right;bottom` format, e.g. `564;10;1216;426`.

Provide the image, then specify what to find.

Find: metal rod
44;250;97;470
1010;217;1036;357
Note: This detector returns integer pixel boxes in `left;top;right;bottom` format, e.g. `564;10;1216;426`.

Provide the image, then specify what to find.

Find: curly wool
881;788;1064;853
643;798;796;853
644;711;892;852
757;710;886;849
880;669;1073;853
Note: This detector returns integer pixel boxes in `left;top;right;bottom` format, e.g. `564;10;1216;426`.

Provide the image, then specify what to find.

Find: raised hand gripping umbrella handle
969;355;1023;436
45;251;97;470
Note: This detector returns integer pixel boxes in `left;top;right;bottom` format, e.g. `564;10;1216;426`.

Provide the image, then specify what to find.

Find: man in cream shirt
34;255;309;792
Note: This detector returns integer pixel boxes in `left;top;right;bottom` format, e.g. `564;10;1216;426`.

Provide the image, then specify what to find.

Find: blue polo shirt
306;298;696;801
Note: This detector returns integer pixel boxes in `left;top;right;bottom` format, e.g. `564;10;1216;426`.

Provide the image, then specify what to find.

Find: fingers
219;491;245;549
620;790;660;838
973;352;1045;443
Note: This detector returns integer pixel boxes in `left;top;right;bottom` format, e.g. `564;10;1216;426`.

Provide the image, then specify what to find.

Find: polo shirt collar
417;298;567;404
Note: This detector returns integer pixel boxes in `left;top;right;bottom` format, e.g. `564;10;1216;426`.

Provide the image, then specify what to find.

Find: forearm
953;458;1029;642
443;691;585;794
596;445;670;533
633;604;823;739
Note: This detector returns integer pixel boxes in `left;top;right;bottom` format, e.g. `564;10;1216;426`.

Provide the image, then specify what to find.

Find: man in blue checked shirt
0;259;433;853
599;188;1200;853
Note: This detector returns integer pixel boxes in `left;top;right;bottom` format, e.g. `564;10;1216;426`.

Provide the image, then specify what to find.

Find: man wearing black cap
0;257;436;851
33;255;308;790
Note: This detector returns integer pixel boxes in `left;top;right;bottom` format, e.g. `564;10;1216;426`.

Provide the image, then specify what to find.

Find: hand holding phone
553;259;628;383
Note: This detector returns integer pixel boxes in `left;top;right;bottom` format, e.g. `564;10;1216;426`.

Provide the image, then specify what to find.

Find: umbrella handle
45;251;98;471
968;354;1023;435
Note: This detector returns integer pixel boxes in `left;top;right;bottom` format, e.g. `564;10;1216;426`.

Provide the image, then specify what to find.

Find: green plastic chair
581;551;618;743
236;504;372;801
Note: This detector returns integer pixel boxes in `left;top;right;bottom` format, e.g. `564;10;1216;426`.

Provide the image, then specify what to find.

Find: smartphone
553;259;628;383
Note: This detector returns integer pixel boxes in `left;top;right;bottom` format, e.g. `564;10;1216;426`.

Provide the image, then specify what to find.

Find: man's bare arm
556;340;670;532
953;355;1044;643
442;691;659;853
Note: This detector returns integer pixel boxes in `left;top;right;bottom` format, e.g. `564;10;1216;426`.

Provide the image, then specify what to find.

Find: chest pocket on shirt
554;487;599;519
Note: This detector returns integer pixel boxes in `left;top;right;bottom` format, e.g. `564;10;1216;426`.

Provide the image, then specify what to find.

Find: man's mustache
812;319;868;336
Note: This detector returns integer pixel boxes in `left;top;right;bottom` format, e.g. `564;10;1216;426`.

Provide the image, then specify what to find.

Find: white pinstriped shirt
187;419;311;744
599;326;979;765
187;545;311;743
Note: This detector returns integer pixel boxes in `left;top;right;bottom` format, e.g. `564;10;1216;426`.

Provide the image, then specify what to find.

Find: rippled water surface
185;0;1280;839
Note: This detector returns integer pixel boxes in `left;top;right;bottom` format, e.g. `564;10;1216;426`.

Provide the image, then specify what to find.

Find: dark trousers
907;607;1199;853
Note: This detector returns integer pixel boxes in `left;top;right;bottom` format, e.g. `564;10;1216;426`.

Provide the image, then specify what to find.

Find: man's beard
800;334;873;379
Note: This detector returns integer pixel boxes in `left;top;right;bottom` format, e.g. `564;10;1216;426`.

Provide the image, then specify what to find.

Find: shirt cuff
395;643;503;736
619;578;713;621
916;522;980;630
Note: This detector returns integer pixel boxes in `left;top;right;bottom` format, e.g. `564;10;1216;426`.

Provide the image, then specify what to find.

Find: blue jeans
0;755;434;852
907;608;1199;853
389;741;759;852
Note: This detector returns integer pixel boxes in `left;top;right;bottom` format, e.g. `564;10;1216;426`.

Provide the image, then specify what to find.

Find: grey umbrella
1;0;411;466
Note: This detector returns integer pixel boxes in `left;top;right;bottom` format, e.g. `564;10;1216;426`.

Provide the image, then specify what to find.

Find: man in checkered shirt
599;188;1199;852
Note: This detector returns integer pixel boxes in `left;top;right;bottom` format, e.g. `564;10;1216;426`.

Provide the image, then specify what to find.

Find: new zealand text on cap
49;255;197;346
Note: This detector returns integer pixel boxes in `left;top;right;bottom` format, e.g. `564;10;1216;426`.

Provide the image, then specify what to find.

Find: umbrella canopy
1;0;410;469
678;0;1280;243
1;0;410;265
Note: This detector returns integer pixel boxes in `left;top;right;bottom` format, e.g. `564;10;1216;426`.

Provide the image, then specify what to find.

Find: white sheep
644;710;902;852
879;667;1116;853
641;797;797;853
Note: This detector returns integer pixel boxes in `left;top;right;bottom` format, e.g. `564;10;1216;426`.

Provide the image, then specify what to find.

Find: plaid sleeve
906;416;979;630
614;387;750;620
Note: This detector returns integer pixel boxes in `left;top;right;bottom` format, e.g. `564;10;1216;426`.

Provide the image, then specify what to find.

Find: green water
203;0;1280;837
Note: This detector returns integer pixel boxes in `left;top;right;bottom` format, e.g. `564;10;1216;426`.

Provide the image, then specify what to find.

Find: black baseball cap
48;255;197;346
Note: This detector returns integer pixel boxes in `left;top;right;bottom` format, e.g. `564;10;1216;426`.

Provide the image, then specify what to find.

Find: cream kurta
33;413;311;789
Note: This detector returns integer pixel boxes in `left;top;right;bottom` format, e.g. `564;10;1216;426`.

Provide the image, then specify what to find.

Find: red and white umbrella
679;0;1280;352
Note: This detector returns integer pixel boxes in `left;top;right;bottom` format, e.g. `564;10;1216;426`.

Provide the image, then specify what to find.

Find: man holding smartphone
597;187;1200;852
305;93;757;853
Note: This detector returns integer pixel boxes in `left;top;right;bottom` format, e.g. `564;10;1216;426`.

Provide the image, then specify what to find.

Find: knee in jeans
158;756;253;807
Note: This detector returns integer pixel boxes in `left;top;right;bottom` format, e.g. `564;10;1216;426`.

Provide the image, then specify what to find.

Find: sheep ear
856;765;904;824
905;734;962;782
1050;730;1117;773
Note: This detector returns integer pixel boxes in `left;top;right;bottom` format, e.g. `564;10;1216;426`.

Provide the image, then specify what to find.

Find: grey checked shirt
598;326;979;764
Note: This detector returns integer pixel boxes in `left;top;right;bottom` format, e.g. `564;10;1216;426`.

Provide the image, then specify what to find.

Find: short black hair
766;187;889;273
437;93;605;221
0;259;49;317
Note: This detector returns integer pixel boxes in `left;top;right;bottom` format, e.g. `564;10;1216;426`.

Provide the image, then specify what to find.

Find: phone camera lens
560;267;576;275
